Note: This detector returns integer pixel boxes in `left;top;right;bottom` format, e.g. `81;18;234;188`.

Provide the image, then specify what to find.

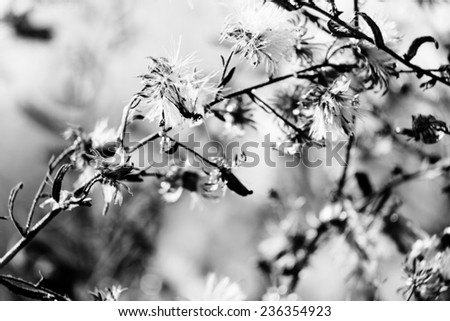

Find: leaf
5;12;53;41
0;275;70;301
420;78;437;90
327;19;354;38
358;12;385;47
404;36;439;62
219;67;236;88
52;164;72;202
8;182;26;236
268;0;302;11
221;170;253;197
355;172;373;197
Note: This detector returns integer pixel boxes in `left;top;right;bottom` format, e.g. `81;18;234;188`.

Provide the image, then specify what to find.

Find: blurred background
1;0;450;300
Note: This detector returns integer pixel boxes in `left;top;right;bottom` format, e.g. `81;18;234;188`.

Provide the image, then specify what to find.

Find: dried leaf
219;67;236;88
8;182;26;236
52;164;72;202
0;275;70;301
268;0;302;11
355;172;373;197
221;170;253;197
404;36;439;62
358;12;385;47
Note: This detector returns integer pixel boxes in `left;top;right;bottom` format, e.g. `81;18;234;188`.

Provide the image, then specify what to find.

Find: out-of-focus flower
272;85;307;122
396;114;449;145
216;96;255;137
303;77;359;141
158;165;226;203
100;180;128;216
138;44;218;129
65;119;120;173
403;228;450;300
90;285;126;301
220;0;297;74
198;274;246;301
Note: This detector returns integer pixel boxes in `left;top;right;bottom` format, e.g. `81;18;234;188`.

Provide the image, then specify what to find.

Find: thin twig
118;95;141;149
336;133;355;198
127;132;163;154
0;176;100;269
165;136;218;167
25;145;76;232
249;93;299;131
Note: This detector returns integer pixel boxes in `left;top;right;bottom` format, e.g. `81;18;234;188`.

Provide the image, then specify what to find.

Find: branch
299;2;450;87
0;176;99;269
25;144;76;232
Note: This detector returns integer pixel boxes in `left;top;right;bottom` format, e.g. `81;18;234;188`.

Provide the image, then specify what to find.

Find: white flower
91;285;127;301
138;43;218;129
221;0;297;74
198;274;246;301
307;77;358;141
100;180;132;216
90;119;117;150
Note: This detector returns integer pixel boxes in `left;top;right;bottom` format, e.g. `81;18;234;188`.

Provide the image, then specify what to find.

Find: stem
0;209;61;269
118;95;141;149
357;159;450;212
206;63;330;111
353;0;360;28
249;93;299;131
127;132;163;154
166;136;218;167
25;145;76;232
336;133;355;198
0;177;99;269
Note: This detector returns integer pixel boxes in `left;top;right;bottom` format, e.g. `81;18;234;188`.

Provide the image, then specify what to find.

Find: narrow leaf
52;164;72;202
0;275;70;301
219;67;236;88
221;170;253;197
404;36;439;62
355;172;373;197
8;182;26;237
358;12;385;47
268;0;302;11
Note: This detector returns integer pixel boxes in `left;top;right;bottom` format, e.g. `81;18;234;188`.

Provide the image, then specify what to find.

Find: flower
199;274;246;301
138;43;218;129
403;228;450;300
220;0;297;74
303;77;359;140
217;96;255;137
90;285;126;301
65;120;121;175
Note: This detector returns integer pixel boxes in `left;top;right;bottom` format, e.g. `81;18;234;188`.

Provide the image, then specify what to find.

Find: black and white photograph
0;0;450;305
